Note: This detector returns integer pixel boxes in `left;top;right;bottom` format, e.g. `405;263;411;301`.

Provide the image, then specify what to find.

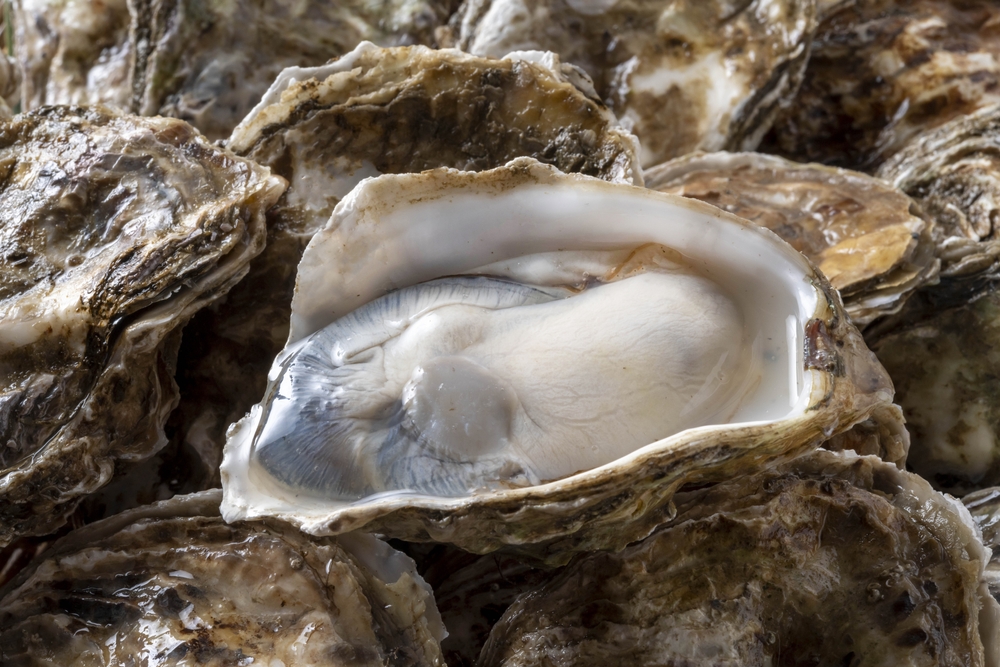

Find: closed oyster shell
172;43;643;488
16;0;453;140
480;450;997;667
0;106;284;546
878;104;1000;279
221;158;901;561
0;490;446;666
449;0;815;167
646;151;940;328
762;0;1000;172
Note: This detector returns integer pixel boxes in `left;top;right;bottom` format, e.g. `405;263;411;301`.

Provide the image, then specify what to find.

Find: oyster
448;0;816;167
221;158;900;559
762;0;1000;172
171;43;643;487
646;151;940;327
480;450;998;667
16;0;452;140
965;487;1000;607
0;106;284;546
0;490;446;666
878;104;1000;279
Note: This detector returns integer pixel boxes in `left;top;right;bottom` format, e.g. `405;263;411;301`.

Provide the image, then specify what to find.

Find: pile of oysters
3;0;1000;664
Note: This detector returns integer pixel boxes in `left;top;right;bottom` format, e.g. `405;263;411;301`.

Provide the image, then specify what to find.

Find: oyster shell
878;104;1000;279
171;43;642;488
16;0;452;140
868;280;1000;494
448;0;816;167
221;157;900;559
762;0;1000;172
646;151;941;328
964;487;1000;612
0;490;446;666
480;450;997;667
0;106;284;546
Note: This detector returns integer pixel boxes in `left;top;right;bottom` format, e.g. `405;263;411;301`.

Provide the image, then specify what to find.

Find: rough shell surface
450;0;815;167
646;151;941;327
480;450;998;667
0;105;284;547
878;104;1000;279
762;0;1000;172
15;0;453;141
221;158;902;561
171;44;643;488
0;491;446;666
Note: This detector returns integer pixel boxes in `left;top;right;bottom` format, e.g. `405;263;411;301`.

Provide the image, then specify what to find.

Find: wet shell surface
449;0;816;167
479;450;998;667
646;151;941;328
0;106;284;547
0;490;446;666
220;157;900;560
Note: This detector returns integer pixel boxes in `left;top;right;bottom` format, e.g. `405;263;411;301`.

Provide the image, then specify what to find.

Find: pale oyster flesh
252;257;754;499
16;0;453;140
480;450;996;667
0;491;446;666
646;151;940;328
450;0;816;166
222;158;899;558
172;43;642;488
0;106;284;546
762;0;1000;172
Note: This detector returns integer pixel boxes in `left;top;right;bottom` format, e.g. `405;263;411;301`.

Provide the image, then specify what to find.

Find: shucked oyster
0;491;446;666
0;106;284;546
480;450;998;667
763;0;1000;172
172;43;642;488
222;158;900;559
646;151;940;328
15;0;452;140
448;0;815;167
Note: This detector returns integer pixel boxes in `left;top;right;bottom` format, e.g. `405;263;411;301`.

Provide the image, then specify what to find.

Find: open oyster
0;491;446;666
221;157;901;559
449;0;815;167
0;106;284;546
171;43;642;488
762;0;1000;172
480;450;998;667
646;151;940;328
15;0;452;140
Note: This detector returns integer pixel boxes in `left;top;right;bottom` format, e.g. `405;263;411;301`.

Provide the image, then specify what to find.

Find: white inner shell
249;248;756;498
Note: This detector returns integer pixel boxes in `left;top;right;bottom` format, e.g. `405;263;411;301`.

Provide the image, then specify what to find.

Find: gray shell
481;450;996;667
0;490;446;666
0;105;284;546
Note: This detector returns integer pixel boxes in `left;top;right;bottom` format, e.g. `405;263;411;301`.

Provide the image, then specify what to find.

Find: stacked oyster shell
2;1;1000;666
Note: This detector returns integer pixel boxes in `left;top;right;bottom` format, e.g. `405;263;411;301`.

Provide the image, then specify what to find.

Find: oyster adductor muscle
480;450;997;667
646;151;940;328
450;0;816;167
221;158;901;559
171;43;643;488
0;105;284;547
16;0;453;141
0;490;446;666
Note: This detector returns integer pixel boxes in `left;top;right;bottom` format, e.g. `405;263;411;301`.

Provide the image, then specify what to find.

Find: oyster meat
0;491;446;666
16;0;453;140
171;43;642;487
221;158;900;559
449;0;816;167
480;450;998;667
646;151;941;328
0;106;284;546
762;0;1000;172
